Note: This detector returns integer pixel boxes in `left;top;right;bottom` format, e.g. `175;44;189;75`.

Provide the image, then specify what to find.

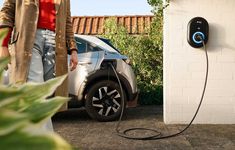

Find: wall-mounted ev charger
115;17;210;141
187;17;209;48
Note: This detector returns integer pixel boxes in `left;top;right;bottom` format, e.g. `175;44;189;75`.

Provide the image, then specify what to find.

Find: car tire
85;80;126;122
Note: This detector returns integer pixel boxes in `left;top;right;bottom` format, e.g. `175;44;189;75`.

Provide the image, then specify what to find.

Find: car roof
74;34;118;53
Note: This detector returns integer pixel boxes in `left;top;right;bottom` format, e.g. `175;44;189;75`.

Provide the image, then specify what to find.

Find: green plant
102;13;163;105
101;0;170;105
148;0;170;13
0;57;72;150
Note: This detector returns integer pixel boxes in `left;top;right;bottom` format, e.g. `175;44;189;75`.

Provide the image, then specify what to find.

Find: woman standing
0;0;78;130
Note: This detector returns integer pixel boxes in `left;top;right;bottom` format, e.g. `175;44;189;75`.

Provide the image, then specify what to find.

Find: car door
68;37;102;96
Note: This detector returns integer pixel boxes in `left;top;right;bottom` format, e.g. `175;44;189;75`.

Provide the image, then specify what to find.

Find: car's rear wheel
85;80;126;121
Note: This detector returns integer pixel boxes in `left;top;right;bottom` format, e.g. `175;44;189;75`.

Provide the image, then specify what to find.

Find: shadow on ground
53;106;235;150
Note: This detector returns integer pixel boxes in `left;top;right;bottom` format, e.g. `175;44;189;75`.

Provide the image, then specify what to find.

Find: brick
209;72;233;80
221;63;235;72
188;62;206;72
211;114;235;124
168;87;183;97
214;105;233;114
202;96;233;105
171;71;191;80
183;87;202;97
164;113;183;124
221;48;235;55
169;95;188;105
187;95;203;105
208;62;222;72
217;54;235;62
209;80;235;90
167;104;183;113
182;113;213;124
191;72;207;80
170;61;188;72
171;79;187;87
186;79;205;88
186;52;207;62
205;88;234;97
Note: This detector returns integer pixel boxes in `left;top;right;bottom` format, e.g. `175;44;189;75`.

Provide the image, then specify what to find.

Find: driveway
53;106;235;150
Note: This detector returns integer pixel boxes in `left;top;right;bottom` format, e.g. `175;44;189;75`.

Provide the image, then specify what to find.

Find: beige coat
0;0;77;98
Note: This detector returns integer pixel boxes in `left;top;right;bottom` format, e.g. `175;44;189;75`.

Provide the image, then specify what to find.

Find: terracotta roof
71;15;154;35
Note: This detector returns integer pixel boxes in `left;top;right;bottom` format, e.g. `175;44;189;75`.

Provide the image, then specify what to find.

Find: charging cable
111;37;209;140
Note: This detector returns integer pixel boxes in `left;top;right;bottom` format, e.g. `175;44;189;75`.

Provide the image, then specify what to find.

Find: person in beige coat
0;0;78;131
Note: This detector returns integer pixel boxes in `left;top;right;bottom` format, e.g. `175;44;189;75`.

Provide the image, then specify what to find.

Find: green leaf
21;97;69;123
0;109;29;136
0;131;73;150
0;86;22;107
19;74;67;102
3;75;67;110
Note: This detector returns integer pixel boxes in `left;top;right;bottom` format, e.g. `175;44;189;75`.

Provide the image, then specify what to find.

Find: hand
0;47;10;58
69;50;78;71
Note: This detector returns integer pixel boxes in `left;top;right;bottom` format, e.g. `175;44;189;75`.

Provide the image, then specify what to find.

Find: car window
75;37;87;53
75;37;102;53
87;43;102;52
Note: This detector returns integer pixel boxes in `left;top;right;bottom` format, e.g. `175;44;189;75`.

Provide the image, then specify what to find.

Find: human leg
42;30;56;132
27;29;56;132
27;30;45;82
43;30;56;81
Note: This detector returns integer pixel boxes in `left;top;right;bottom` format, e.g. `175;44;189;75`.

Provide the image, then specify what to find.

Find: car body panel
68;51;100;96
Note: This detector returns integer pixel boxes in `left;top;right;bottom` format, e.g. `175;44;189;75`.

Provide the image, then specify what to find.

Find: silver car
3;35;138;122
68;35;138;121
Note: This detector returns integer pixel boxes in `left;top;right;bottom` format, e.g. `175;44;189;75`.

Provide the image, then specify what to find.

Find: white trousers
27;29;56;131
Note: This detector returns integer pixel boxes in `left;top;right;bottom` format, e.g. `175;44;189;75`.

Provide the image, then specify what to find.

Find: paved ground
53;106;235;150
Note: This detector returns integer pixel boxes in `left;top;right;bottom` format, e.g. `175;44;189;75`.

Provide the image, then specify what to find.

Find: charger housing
187;17;209;48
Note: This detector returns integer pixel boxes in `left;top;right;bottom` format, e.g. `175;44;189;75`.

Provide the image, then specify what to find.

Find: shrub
102;14;163;105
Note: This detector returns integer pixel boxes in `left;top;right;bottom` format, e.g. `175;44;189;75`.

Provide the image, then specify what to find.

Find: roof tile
71;15;154;35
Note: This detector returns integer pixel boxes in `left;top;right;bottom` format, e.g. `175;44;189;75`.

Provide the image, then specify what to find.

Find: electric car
2;35;138;122
68;35;138;121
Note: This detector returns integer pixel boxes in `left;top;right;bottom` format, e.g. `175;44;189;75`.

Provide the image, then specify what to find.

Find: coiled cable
111;39;208;140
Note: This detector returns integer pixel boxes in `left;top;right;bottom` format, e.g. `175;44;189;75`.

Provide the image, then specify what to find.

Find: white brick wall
164;0;235;124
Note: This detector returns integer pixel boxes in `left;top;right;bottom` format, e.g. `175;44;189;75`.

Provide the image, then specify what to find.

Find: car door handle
78;61;92;65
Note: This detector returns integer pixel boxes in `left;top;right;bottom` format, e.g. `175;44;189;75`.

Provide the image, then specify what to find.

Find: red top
0;0;56;47
0;28;12;48
37;0;56;31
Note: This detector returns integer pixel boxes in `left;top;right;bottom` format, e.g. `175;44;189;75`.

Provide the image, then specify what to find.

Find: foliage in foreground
0;57;72;150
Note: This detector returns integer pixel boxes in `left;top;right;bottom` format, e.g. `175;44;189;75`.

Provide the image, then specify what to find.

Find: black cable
111;39;209;140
